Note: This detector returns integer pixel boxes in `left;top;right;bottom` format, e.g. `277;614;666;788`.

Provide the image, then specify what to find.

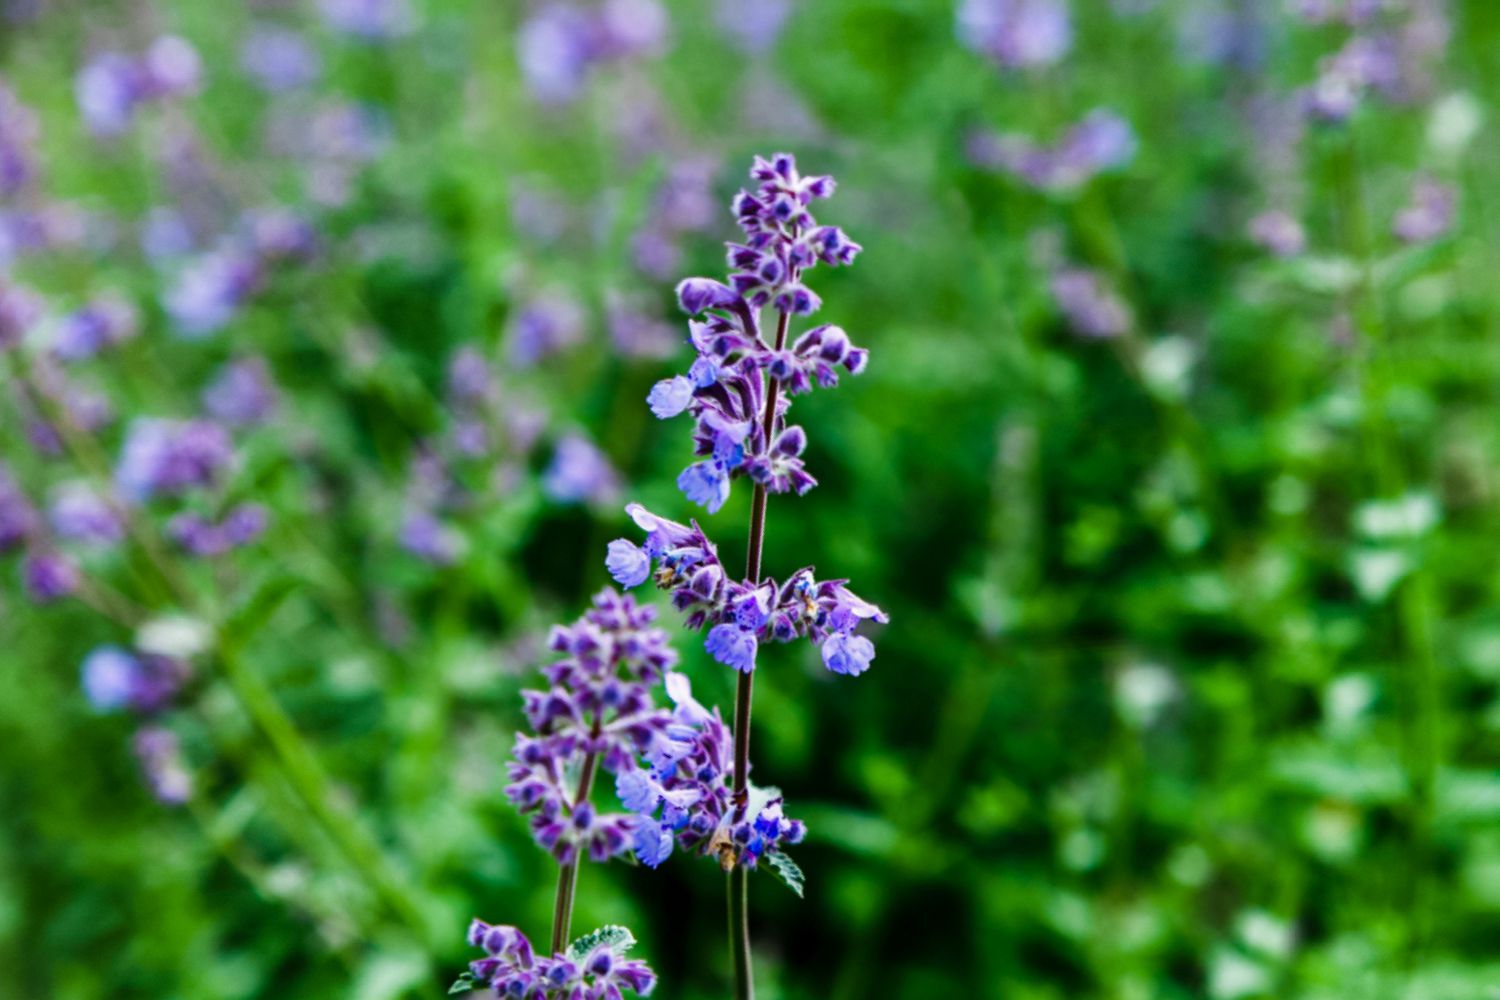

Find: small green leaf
448;971;480;995
566;925;637;962
766;850;805;898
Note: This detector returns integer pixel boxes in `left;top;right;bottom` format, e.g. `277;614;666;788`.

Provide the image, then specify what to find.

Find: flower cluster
1295;0;1449;122
645;154;869;513
607;504;887;675
956;0;1072;70
80;644;195;805
618;672;805;870
966;109;1137;193
504;589;675;864
76;36;202;137
516;0;668;106
462;922;655;999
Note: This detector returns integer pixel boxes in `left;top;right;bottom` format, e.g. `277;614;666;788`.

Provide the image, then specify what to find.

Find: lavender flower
22;550;79;603
163;246;261;337
714;0;791;54
462;922;656;998
167;504;268;557
115;418;234;502
607;504;887;675
1249;210;1308;258
49;483;123;545
542;434;620;506
957;0;1072;70
0;83;39;197
1049;267;1131;338
81;646;187;713
504;590;675;864
0;278;42;350
618;672;805;870
133;726;192;805
516;0;669;105
319;0;415;40
52;297;138;361
75;53;142;137
0;464;36;551
202;358;279;427
507;294;585;368
968;110;1136;193
1393;175;1455;244
398;509;462;565
240;25;322;92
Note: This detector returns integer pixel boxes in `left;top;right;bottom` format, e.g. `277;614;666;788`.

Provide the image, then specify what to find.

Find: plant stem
729;306;790;1000
550;719;603;955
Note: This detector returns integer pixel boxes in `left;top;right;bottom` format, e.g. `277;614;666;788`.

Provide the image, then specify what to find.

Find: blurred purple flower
164;247;261;337
1050;267;1131;338
82;646;186;713
141;36;203;99
714;0;791;53
23;550;79;603
0;278;42;350
1248;210;1307;258
319;0;416;40
0;464;36;551
969;109;1136;192
1393;175;1455;244
76;53;143;137
168;504;268;557
957;0;1072;70
507;294;585;367
542;433;620;506
516;0;668;105
52;297;138;361
115;418;234;502
203;358;280;427
399;509;461;565
240;25;322;92
133;726;192;805
49;483;123;545
0;83;39;196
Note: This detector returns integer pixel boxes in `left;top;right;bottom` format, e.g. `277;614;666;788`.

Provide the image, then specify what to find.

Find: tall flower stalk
608;153;886;998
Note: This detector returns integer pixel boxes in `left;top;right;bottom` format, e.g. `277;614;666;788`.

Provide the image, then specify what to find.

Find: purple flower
1393;176;1455;244
52;297;138;361
463;921;656;998
115;418;234;502
0;464;36;551
606;539;652;587
0;278;41;350
705;623;758;673
957;0;1072;70
81;646;186;713
22;550;79;603
203;358;279;427
49;483;123;545
142;37;202;99
399;509;461;565
677;461;731;514
1049;267;1131;338
714;0;791;53
240;26;322;92
168;504;268;557
75;53;143;136
543;434;620;506
647;376;695;419
0;84;39;197
508;294;585;367
1249;210;1307;258
969;109;1135;192
133;726;192;805
821;631;876;676
164;247;261;337
319;0;415;40
517;3;598;105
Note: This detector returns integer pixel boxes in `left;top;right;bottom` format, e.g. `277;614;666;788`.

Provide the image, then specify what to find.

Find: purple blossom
49;483;123;545
1049;267;1131;338
1393;176;1455;244
163;247;261;337
610;503;888;675
319;0;416;40
957;0;1072;70
504;590;676;864
22;550;79;603
463;921;656;998
75;53;143;137
516;0;669;105
507;294;585;367
398;509;461;565
115;418;234;502
1249;210;1308;258
0;278;42;350
0;464;36;551
0;83;39;197
141;37;203;99
168;504;268;557
81;646;186;713
617;672;806;871
203;358;279;427
714;0;791;53
52;297;138;361
968;110;1136;192
133;726;192;805
240;25;322;92
542;434;620;506
648;376;695;419
606;539;651;587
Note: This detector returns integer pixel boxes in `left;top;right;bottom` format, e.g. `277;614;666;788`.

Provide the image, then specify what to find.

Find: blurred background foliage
2;0;1500;997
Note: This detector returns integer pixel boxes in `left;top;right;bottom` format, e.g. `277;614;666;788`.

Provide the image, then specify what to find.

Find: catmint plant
606;153;886;997
457;589;666;997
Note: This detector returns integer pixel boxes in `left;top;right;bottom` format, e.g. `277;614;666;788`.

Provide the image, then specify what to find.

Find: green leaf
448;971;480;995
766;850;805;899
566;925;637;962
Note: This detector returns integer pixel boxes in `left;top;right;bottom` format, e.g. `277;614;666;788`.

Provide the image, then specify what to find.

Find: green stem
729;867;752;1000
550;720;603;955
217;642;431;943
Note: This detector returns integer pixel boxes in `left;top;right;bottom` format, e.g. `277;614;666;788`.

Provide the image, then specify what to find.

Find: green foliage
566;925;638;962
765;851;805;900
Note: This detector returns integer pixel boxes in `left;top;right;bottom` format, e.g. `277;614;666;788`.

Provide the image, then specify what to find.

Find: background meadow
3;0;1500;997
